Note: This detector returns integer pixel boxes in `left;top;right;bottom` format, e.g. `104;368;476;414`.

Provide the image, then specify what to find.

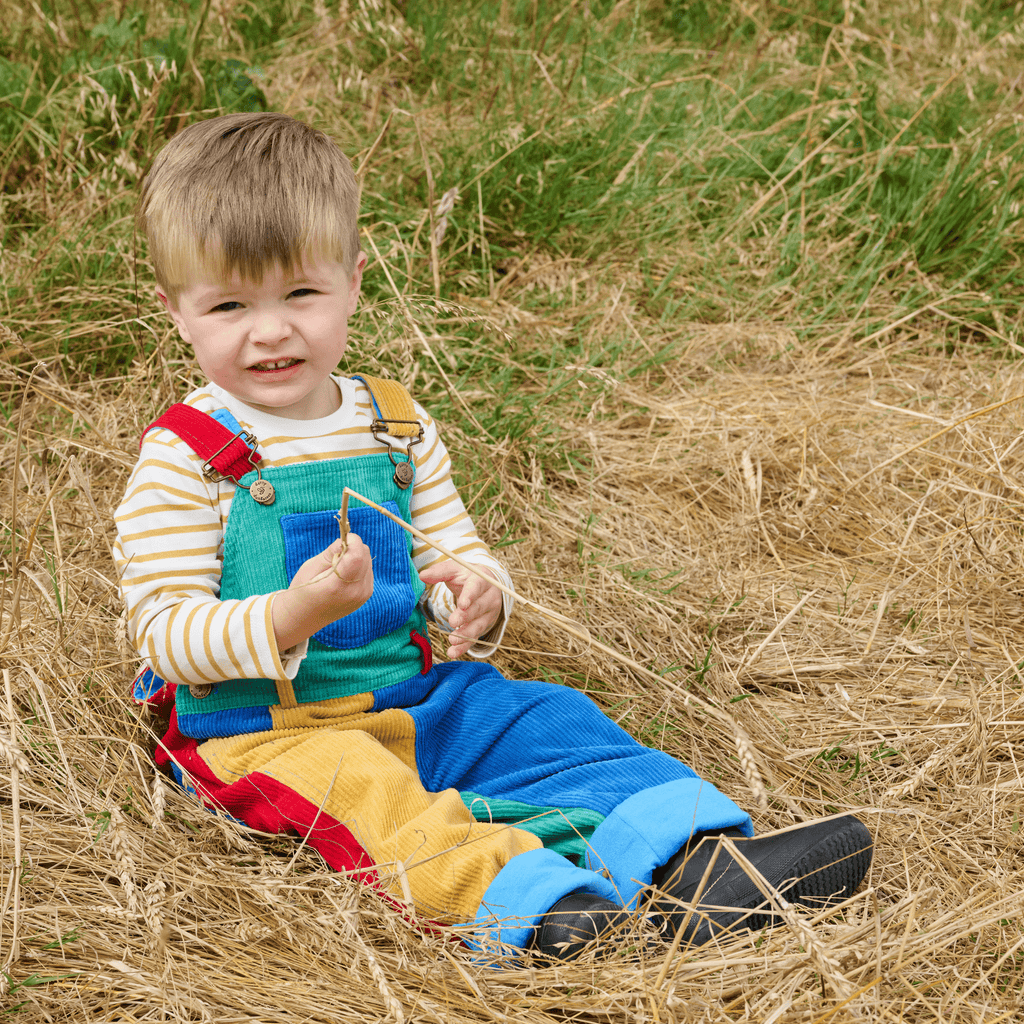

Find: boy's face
159;253;366;420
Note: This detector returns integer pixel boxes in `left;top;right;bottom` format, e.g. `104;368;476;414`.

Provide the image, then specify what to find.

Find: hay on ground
2;311;1023;1022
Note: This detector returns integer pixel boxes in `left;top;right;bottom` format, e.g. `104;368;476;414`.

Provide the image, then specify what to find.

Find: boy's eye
288;288;318;299
210;300;242;313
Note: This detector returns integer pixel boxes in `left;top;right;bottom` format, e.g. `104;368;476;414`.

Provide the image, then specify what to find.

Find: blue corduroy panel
176;702;274;740
469;846;621;953
208;408;244;434
281;502;418;648
409;661;698;814
133;666;163;702
584;779;752;908
167;759;188;791
370;669;438;711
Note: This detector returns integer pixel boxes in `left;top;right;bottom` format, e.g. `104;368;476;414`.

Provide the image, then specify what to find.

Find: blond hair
138;113;360;301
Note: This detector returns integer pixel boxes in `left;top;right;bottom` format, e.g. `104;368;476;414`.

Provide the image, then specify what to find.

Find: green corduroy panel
460;792;606;866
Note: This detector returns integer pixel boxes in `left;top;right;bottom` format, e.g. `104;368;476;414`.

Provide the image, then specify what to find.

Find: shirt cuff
279;638;308;678
424;561;515;659
265;592;309;679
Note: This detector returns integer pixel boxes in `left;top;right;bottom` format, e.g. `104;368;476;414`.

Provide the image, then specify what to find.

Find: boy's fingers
458;574;498;609
418;559;461;586
446;634;473;657
449;603;499;643
320;535;372;584
447;625;487;657
325;532;362;555
421;562;500;653
455;577;480;609
420;560;498;590
323;534;365;571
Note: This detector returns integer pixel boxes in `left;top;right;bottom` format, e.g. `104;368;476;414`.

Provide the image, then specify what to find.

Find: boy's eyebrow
189;279;260;305
184;263;342;305
190;290;239;309
283;267;337;286
188;280;241;300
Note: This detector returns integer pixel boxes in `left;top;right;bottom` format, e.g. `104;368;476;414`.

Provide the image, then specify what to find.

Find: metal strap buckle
201;428;260;481
370;419;424;489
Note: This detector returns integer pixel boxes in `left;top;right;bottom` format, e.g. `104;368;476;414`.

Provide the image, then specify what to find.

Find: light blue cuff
585;778;752;908
469;847;621;954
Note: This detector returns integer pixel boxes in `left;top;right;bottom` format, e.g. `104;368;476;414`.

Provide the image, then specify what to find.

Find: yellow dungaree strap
353;373;420;434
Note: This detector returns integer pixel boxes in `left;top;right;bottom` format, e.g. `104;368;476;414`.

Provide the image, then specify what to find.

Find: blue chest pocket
280;503;419;649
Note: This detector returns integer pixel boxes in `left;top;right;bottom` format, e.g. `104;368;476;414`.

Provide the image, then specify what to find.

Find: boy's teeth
253;358;298;370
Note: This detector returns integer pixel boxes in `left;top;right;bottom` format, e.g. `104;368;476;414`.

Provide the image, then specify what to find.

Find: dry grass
4;0;1024;1018
3;275;1024;1022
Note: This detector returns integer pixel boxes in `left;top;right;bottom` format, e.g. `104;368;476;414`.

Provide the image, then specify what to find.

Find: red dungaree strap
141;404;262;484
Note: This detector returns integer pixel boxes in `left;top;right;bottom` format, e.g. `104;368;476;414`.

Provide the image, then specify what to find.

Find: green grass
2;0;1023;395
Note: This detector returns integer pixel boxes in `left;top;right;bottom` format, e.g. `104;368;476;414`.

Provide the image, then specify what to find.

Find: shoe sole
784;818;873;910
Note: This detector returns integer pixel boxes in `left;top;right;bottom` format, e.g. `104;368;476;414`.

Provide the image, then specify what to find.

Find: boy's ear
156;288;192;344
347;252;368;316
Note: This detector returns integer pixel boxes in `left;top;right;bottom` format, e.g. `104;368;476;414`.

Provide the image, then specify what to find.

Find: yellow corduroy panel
270;700;417;771
197;714;543;923
270;692;374;732
199;697;406;780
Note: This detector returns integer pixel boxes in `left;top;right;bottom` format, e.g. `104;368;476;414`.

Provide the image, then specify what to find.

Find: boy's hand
418;560;503;659
272;535;374;651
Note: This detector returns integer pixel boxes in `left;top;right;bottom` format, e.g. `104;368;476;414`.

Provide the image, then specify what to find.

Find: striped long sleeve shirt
113;376;513;688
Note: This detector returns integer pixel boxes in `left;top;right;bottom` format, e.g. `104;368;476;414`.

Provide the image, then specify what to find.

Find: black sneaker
534;892;628;962
653;815;873;946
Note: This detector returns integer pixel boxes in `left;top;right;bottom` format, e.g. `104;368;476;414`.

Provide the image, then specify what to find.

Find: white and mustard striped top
113;376;513;689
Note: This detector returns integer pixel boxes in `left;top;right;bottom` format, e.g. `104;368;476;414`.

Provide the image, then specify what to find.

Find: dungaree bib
174;445;430;739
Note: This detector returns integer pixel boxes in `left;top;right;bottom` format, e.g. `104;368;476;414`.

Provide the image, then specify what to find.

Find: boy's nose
249;313;292;343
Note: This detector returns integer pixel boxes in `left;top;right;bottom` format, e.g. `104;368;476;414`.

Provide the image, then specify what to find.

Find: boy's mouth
250;358;302;371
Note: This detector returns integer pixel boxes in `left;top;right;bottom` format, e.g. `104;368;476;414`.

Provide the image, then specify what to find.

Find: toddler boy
116;112;872;960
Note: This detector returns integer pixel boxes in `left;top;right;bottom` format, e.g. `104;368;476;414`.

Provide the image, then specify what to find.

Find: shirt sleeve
113;429;300;686
407;403;515;657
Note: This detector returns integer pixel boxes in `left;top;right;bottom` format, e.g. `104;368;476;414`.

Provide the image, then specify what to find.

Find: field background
3;1;1024;1020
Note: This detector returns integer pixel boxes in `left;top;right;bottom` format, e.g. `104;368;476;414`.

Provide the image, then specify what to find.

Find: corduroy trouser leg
165;661;750;951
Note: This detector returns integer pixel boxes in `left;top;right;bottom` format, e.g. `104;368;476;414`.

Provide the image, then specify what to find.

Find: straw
4;320;1024;1021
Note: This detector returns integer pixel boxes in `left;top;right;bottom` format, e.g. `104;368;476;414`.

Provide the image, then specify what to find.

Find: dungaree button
393;462;414;489
249;478;276;505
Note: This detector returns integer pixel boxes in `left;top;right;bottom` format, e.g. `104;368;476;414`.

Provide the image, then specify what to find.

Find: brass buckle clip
370;419;424;489
201;428;275;504
201;428;260;481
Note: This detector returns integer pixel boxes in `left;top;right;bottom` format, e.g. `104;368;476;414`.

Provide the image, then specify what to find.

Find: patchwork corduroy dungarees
138;382;751;951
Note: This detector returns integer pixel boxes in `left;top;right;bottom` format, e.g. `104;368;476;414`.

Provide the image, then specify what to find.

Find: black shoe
534;892;628;962
652;815;873;946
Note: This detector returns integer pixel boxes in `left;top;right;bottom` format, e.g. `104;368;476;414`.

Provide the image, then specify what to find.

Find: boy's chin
228;379;342;420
